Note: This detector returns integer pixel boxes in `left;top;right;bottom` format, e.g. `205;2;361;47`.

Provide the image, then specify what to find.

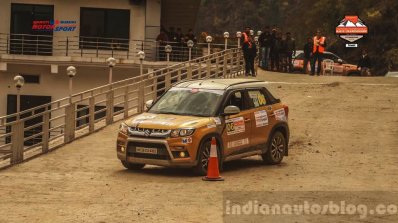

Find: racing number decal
248;91;266;107
257;94;266;106
225;117;245;135
226;122;235;132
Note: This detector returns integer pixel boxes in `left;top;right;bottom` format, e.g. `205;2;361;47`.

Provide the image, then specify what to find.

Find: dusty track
1;71;398;222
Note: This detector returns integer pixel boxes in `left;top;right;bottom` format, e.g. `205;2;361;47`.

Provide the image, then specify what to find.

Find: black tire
347;72;360;77
262;131;286;165
194;139;222;175
121;161;145;170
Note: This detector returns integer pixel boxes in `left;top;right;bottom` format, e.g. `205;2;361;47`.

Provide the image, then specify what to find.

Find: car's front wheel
121;161;145;170
262;131;286;164
194;139;222;175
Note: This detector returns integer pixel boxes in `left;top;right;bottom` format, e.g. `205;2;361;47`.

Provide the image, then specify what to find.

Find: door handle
244;118;251;122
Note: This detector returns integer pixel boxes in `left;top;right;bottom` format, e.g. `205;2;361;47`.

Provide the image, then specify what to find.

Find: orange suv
116;79;289;175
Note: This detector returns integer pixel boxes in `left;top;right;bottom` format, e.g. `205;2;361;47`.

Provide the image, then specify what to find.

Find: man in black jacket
258;26;271;69
357;49;372;76
303;37;313;74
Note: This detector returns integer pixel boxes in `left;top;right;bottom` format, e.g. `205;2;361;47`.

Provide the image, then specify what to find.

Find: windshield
149;87;224;117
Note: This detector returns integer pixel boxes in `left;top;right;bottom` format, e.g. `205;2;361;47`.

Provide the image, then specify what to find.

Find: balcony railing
0;47;244;169
0;33;239;62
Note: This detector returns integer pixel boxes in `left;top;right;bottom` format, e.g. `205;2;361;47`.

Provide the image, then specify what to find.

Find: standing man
303;37;313;74
311;30;326;76
241;27;256;76
284;32;296;73
258;26;271;69
357;49;372;76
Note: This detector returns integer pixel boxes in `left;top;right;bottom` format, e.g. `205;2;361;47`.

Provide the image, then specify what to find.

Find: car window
247;90;267;108
225;90;246;111
294;52;304;59
323;53;337;61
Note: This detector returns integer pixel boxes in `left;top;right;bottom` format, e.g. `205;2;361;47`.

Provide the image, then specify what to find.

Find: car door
325;53;344;74
221;90;252;157
247;88;273;147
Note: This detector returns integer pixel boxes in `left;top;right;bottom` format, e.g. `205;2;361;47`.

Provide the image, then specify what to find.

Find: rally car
293;50;360;76
116;79;289;175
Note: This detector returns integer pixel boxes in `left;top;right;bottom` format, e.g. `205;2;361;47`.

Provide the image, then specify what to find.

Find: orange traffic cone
203;137;224;181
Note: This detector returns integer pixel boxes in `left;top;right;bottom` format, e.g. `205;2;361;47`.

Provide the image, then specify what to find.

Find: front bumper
117;136;198;167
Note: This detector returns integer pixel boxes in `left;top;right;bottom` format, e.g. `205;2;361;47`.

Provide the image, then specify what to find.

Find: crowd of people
239;25;297;76
156;27;197;61
156;26;373;76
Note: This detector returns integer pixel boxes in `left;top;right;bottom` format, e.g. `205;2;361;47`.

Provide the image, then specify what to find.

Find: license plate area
135;147;158;154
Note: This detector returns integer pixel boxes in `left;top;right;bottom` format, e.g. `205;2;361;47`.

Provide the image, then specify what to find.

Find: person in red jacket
241;27;256;76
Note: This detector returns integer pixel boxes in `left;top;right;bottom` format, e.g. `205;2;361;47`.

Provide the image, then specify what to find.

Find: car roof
174;78;266;90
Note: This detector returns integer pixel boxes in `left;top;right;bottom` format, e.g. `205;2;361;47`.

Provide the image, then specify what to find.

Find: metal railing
0;33;239;61
0;48;244;169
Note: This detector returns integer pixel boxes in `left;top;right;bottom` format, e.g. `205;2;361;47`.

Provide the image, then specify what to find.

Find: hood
126;112;212;129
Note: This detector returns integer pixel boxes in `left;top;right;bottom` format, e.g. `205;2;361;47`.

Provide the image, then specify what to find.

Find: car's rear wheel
262;131;286;164
194;139;221;175
121;161;145;170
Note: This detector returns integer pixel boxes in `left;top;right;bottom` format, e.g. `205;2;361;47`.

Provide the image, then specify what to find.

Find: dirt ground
0;71;398;223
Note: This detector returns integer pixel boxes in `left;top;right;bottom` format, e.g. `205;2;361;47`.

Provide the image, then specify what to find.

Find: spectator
303;37;313;74
258;26;271;69
357;49;372;76
185;29;197;43
156;28;169;61
271;30;283;71
175;28;184;61
270;29;279;71
284;32;296;73
167;27;178;42
311;29;326;76
241;27;256;76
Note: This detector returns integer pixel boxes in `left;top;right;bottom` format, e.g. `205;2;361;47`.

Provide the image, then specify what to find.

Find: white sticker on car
227;138;249;148
225;117;245;135
254;110;269;127
207;124;217;128
274;108;287;121
213;117;222;125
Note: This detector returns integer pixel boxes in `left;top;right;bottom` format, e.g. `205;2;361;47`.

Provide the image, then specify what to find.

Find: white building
0;0;200;116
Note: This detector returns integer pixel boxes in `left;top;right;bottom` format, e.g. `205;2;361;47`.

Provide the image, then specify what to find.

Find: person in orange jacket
310;29;326;76
241;27;256;76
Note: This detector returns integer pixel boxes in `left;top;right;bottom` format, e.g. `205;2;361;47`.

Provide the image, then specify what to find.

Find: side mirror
145;100;154;111
223;105;240;116
337;59;343;64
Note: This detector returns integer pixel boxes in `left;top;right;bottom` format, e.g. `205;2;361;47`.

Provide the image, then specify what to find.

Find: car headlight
119;123;129;135
170;128;195;138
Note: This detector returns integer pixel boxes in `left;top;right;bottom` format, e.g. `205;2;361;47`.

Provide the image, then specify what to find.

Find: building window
20;74;40;84
10;3;54;55
80;8;130;51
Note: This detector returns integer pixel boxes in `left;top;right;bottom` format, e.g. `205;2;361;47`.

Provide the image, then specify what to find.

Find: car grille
128;127;171;138
127;141;170;160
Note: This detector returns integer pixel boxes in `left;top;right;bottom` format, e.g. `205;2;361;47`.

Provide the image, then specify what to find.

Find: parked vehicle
293;50;360;76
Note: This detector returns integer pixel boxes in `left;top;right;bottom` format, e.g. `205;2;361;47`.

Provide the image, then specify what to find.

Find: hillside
194;0;398;75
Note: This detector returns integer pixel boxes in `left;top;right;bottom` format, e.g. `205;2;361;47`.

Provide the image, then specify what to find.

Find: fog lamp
179;152;186;158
